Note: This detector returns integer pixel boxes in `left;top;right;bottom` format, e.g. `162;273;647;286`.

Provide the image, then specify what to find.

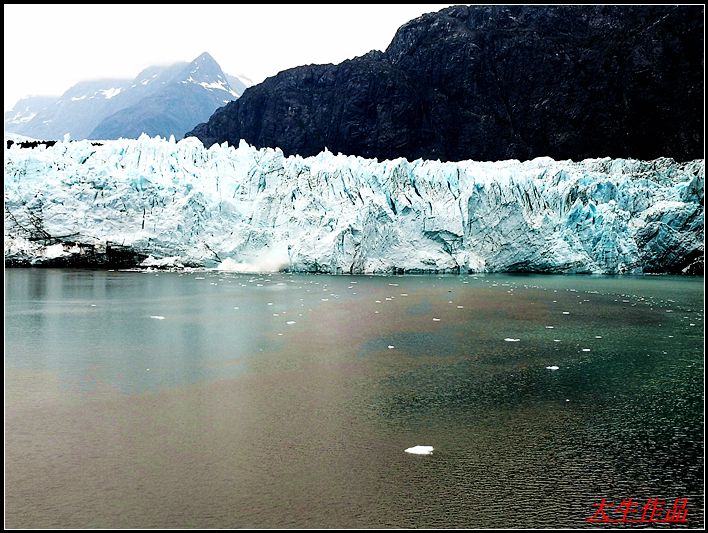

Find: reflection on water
5;269;704;527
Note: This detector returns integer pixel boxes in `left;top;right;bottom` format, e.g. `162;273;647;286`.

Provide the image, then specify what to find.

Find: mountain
89;53;244;139
4;95;58;131
187;5;704;162
4;53;250;140
225;74;249;97
5;137;704;274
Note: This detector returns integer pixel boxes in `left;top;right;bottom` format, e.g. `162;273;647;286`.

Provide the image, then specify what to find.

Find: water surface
5;270;704;527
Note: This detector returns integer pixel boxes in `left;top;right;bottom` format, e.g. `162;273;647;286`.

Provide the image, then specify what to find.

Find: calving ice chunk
3;135;704;274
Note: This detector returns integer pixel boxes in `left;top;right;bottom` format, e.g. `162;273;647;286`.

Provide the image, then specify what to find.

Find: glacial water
4;269;704;527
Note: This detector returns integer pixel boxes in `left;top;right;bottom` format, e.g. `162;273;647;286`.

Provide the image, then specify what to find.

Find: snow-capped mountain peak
4;53;251;140
175;53;240;97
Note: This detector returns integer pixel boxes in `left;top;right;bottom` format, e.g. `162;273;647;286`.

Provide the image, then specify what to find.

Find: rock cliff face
4;137;704;274
187;5;704;163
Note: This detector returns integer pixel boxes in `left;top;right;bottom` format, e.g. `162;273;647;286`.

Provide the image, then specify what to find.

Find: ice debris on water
405;445;434;455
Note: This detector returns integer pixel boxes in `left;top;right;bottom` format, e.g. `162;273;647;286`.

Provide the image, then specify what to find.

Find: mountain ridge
5;53;251;140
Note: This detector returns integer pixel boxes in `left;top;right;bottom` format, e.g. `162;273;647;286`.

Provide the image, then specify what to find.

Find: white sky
4;4;455;111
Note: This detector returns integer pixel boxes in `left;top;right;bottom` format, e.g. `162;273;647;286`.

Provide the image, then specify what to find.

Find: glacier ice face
4;135;704;274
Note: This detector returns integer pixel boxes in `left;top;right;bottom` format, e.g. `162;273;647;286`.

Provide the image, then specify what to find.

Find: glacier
4;135;704;274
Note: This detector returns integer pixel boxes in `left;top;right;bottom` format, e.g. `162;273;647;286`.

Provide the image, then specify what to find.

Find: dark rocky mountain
188;5;704;162
5;53;250;140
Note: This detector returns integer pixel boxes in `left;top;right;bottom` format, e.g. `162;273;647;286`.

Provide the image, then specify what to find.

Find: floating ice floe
405;445;434;455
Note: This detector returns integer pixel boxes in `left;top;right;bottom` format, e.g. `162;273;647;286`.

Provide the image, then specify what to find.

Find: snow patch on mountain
100;88;122;99
10;111;37;122
4;136;704;273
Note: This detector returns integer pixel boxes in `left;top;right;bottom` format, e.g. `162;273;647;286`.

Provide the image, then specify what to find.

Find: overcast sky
3;4;454;111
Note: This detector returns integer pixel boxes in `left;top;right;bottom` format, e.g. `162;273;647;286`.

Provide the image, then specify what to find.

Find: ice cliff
4;136;704;274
